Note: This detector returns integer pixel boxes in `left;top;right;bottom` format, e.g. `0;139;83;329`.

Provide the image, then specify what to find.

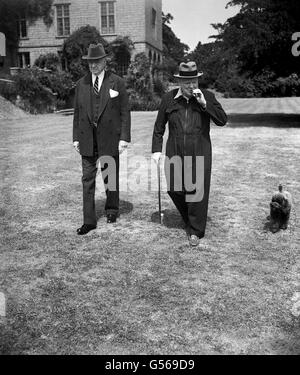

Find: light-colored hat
82;43;108;60
174;61;203;79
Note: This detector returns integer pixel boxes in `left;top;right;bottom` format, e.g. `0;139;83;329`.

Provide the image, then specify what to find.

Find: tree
0;0;53;49
188;41;225;88
109;36;134;77
188;0;300;96
211;0;300;77
62;25;108;81
162;12;190;77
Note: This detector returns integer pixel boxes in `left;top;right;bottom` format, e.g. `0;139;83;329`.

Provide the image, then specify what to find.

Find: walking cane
157;159;163;224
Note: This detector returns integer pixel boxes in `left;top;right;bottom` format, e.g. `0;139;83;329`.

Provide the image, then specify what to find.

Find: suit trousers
82;152;120;226
168;191;209;239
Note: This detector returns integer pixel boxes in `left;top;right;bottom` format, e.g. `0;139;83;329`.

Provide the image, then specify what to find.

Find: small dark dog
269;185;292;233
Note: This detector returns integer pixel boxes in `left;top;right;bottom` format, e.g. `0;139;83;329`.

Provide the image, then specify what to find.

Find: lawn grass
0;111;300;354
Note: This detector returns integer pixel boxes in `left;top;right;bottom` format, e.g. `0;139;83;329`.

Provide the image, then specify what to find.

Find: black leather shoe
77;224;96;235
107;214;117;224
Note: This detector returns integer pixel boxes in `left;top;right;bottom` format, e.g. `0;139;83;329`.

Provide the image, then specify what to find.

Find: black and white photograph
0;0;299;358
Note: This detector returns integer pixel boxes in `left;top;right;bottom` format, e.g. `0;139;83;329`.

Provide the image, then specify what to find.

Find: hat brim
82;54;108;60
174;72;203;78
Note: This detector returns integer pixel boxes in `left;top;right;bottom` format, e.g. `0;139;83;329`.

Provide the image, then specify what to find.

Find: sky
162;0;240;51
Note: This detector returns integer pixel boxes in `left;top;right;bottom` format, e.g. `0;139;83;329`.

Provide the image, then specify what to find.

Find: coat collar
171;88;204;113
82;71;115;123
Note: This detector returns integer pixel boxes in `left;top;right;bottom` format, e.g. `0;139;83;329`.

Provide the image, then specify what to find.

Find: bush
34;53;60;71
273;74;300;97
11;67;74;113
129;93;161;111
62;25;109;81
34;69;74;109
153;78;167;98
126;53;153;99
13;68;55;113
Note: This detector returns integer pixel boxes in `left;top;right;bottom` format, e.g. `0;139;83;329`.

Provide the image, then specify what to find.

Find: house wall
17;0;162;67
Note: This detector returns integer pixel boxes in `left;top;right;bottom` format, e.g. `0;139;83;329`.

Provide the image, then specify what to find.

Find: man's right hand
152;152;162;164
73;141;80;154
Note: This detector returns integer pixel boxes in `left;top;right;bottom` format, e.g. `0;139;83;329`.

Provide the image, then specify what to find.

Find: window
17;15;27;38
56;4;70;36
151;8;157;39
100;2;116;35
18;52;30;68
151;8;157;28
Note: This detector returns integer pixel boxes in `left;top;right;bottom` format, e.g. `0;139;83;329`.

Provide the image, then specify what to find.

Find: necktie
94;76;99;95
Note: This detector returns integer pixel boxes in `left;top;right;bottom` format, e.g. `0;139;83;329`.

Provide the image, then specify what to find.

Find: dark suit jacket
73;71;131;157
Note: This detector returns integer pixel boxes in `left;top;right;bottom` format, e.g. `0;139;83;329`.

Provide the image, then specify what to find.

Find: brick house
14;0;162;73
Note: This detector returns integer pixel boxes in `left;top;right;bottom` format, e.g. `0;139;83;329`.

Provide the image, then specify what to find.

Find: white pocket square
109;89;119;98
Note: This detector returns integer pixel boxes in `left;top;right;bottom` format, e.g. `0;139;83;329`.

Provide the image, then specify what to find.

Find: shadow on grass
151;209;213;229
263;216;291;234
263;219;280;234
96;199;133;219
151;209;184;228
228;114;300;127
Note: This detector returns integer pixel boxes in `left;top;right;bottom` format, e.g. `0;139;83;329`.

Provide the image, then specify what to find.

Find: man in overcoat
73;43;131;235
152;62;227;247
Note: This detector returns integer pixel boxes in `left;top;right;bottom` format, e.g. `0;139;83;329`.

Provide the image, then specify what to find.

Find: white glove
119;140;129;154
73;141;80;154
152;152;162;164
193;89;207;109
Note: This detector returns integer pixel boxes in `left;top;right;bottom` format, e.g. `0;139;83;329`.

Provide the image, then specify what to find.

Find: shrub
109;36;133;77
273;74;300;97
126;53;153;99
129;93;161;111
62;25;109;81
7;67;74;112
13;68;55;113
34;69;74;109
153;78;167;98
34;53;61;71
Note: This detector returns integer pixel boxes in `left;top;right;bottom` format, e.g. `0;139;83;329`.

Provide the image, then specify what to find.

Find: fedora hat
82;43;108;60
174;61;203;78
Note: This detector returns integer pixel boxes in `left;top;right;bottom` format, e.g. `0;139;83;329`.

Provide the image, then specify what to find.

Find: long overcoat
152;88;227;197
73;71;131;157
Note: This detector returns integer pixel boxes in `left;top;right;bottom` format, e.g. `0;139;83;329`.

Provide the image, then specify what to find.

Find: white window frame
99;1;116;36
56;3;71;37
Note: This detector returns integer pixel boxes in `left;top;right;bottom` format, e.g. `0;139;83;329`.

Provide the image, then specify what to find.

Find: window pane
101;16;107;28
64;18;70;35
64;18;70;27
152;9;156;26
21;20;27;38
58;19;63;36
109;15;114;28
57;5;62;17
108;2;114;14
101;3;107;15
63;5;69;16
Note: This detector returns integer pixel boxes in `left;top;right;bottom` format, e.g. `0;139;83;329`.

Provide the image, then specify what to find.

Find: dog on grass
269;185;292;233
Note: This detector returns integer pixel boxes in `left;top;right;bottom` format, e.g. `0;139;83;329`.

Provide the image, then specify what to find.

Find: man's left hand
193;89;207;109
119;140;129;154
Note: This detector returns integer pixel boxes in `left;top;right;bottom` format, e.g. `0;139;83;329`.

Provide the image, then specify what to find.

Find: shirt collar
92;70;105;85
174;87;190;102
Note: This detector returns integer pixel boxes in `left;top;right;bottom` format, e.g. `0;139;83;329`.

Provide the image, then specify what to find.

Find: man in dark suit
152;61;227;247
73;43;131;235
